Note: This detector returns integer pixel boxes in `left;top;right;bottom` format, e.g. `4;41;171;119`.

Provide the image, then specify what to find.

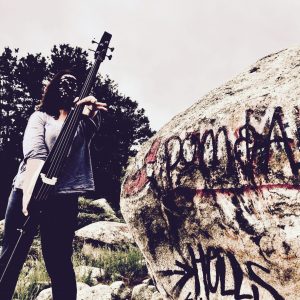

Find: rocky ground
0;197;164;300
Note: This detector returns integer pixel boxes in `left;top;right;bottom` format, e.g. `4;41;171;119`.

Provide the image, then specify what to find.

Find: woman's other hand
74;96;107;118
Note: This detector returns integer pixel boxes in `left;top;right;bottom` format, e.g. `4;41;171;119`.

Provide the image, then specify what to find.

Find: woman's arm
22;111;48;216
22;159;45;216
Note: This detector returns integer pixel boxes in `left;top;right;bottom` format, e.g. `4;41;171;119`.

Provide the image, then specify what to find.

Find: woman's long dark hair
36;69;75;119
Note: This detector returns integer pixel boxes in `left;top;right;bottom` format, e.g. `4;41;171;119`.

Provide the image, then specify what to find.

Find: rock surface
35;282;89;300
77;197;119;229
77;283;112;300
0;219;4;234
131;283;157;300
75;221;134;245
151;291;164;300
92;198;120;221
75;265;104;285
110;280;131;299
120;47;300;299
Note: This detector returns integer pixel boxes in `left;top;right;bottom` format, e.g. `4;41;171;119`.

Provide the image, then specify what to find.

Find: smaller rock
75;265;105;285
77;283;112;300
131;283;156;300
35;288;52;300
0;219;4;233
151;291;164;300
35;282;89;300
110;280;131;300
75;221;134;245
147;285;157;293
142;278;153;285
92;198;119;220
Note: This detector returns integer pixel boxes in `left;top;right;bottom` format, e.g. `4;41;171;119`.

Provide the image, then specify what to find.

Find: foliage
14;250;50;300
0;44;155;215
14;240;148;299
73;243;148;285
77;196;119;228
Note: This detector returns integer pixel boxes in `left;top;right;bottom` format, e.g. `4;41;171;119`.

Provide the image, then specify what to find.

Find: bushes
74;243;148;285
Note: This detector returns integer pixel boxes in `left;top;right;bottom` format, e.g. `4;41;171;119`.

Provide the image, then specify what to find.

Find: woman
0;70;107;299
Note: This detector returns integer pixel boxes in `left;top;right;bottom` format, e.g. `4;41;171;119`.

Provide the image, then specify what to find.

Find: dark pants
0;188;79;300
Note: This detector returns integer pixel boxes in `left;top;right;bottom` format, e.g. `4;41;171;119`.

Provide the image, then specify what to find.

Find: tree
92;77;154;208
0;44;155;217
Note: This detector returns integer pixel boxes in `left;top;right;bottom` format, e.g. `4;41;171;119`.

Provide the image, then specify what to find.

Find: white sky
1;0;300;130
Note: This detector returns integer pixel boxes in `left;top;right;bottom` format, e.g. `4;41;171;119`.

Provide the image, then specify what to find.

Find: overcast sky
1;0;300;130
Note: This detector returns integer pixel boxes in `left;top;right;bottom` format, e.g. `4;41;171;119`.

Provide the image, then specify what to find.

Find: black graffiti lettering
234;109;259;183
227;252;253;299
160;243;283;300
206;247;219;293
217;254;236;297
293;106;300;149
196;243;210;299
184;292;193;300
251;284;259;300
199;127;234;180
246;261;284;300
188;244;201;298
163;107;300;190
181;133;199;164
262;106;300;176
165;136;183;188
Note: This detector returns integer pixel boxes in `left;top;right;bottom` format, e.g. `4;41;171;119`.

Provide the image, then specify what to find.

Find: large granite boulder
120;47;300;299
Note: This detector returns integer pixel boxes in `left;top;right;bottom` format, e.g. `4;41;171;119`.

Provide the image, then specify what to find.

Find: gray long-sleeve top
12;110;101;194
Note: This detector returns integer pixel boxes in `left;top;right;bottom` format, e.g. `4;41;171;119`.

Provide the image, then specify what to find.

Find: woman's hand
74;96;107;118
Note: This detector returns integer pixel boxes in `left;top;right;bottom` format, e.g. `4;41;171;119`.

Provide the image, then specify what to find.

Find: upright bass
0;31;113;285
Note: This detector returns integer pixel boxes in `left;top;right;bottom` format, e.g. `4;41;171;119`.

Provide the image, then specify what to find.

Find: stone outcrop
75;221;134;245
120;47;300;299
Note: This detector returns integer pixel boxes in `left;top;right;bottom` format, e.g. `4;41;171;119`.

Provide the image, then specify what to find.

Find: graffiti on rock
123;106;300;197
159;243;284;300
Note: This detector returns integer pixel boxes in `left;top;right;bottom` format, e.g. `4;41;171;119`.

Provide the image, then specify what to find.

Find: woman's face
58;74;78;109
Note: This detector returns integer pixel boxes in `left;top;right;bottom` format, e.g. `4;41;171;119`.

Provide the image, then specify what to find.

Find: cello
0;31;113;287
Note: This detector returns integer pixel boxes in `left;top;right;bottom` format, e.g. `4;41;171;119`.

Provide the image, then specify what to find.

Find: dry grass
13;241;147;299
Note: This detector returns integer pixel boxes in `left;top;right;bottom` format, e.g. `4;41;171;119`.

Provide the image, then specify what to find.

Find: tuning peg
88;48;96;53
91;39;99;44
109;47;114;52
106;55;112;60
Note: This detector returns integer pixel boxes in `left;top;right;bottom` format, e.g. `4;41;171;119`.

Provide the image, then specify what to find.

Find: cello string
0;215;32;284
0;37;110;286
44;61;97;178
37;50;104;202
43;61;96;178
